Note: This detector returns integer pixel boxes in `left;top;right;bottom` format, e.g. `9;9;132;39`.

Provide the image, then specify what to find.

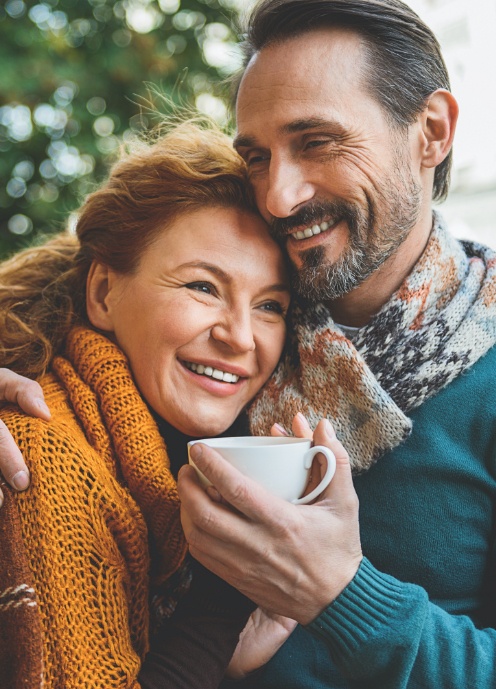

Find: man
179;1;496;687
1;1;496;687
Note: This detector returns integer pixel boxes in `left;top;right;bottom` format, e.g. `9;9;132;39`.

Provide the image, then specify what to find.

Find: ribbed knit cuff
307;557;423;659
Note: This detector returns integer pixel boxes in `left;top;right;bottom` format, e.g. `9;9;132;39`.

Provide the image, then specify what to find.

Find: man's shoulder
413;343;496;424
463;343;496;384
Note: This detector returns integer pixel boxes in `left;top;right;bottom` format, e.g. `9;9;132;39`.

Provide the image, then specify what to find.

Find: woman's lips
179;359;248;397
183;360;240;384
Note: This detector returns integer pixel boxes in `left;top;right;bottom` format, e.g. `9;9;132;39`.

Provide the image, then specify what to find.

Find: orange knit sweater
0;327;187;689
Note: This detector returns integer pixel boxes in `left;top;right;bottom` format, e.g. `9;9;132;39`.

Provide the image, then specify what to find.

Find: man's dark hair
233;0;452;201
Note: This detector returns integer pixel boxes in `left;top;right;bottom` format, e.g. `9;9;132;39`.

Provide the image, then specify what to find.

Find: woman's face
94;206;290;437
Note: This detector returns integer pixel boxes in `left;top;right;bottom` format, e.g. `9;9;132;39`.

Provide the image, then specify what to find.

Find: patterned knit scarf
248;214;496;473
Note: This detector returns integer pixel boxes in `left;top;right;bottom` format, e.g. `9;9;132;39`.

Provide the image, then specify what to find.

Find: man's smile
290;218;339;241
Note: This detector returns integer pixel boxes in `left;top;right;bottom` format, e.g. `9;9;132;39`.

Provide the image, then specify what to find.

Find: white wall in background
407;0;496;247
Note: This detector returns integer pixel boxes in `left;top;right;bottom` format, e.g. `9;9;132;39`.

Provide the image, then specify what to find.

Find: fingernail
189;443;203;461
274;423;289;435
324;419;336;439
297;412;309;426
36;399;51;417
12;471;29;491
0;490;3;508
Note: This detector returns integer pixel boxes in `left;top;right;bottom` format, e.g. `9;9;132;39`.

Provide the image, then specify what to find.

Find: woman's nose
264;158;315;219
211;310;255;353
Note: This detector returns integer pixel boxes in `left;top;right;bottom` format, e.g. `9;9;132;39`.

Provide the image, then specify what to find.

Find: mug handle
292;445;336;505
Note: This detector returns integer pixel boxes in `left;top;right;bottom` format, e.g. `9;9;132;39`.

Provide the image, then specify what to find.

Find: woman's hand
0;369;51;505
226;608;297;679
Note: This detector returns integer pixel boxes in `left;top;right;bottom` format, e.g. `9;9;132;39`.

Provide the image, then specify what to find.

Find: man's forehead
235;31;370;148
234;28;369;129
238;27;367;88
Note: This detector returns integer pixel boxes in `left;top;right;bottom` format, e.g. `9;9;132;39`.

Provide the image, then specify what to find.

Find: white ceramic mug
187;436;336;505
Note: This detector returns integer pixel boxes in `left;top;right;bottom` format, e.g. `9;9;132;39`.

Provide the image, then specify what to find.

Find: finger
303;458;324;495
178;464;247;544
312;419;356;506
178;471;256;589
0;370;51;420
291;413;313;439
180;445;288;525
0;419;30;491
270;423;289;437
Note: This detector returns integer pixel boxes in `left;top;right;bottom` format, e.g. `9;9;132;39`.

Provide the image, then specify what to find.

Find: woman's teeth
184;361;240;384
291;220;331;241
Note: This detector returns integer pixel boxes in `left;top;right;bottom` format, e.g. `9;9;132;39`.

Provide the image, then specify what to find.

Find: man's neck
328;210;434;328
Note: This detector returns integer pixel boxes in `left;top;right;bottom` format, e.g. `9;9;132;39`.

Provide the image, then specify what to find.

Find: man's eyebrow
281;117;338;134
233;133;256;150
234;117;341;149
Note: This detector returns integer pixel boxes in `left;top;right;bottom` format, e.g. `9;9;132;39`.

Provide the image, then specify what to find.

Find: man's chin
291;256;365;303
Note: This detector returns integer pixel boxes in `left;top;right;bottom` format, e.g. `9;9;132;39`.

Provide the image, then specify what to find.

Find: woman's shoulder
0;371;112;484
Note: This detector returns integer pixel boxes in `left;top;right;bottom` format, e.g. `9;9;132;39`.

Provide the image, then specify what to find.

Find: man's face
234;28;423;302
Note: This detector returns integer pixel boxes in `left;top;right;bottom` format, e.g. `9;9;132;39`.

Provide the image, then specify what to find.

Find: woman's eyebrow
265;283;291;294
177;261;230;281
178;262;289;294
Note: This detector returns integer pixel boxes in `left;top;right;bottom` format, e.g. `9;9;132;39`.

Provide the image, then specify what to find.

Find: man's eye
246;153;269;166
305;139;329;149
186;282;215;295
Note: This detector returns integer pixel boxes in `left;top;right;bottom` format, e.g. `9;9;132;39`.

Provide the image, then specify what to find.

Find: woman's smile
180;359;247;397
181;359;248;384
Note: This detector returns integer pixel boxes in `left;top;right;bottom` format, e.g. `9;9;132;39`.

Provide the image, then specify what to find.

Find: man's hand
0;369;51;505
178;418;363;625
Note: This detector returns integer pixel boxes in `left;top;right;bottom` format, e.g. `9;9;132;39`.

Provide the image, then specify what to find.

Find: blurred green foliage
0;0;243;258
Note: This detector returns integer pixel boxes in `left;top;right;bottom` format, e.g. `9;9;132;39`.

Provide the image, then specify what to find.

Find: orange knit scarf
0;327;187;688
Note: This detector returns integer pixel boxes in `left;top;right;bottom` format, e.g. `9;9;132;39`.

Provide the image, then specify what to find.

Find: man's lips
289;218;334;241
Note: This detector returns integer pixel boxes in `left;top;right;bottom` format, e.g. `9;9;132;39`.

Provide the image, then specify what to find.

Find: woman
0;120;292;688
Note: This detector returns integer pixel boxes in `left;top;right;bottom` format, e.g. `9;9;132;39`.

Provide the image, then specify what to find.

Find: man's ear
419;89;459;169
86;261;116;332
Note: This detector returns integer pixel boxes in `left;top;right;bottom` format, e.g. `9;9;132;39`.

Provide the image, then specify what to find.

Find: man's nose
211;309;256;354
264;157;315;219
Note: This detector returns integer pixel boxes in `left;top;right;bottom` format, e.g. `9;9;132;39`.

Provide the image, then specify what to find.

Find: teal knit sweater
245;344;496;688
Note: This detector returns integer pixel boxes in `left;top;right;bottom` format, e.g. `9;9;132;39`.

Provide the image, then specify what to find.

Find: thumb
312;419;356;506
0;370;51;420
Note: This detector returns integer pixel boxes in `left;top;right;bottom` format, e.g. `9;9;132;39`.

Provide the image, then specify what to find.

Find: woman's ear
419;89;459;170
86;262;115;332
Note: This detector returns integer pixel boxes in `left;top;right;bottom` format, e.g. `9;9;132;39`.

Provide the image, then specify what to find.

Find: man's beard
269;163;423;304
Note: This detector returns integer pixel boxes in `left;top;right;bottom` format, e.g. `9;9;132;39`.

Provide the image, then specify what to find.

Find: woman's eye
186;282;215;295
259;301;286;316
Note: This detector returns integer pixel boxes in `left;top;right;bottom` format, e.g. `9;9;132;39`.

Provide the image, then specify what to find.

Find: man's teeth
185;361;240;383
291;220;330;241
